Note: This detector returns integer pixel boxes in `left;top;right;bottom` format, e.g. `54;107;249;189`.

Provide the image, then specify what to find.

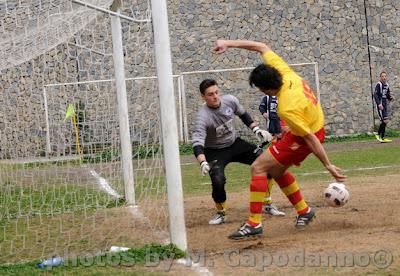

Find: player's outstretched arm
303;133;346;182
213;39;271;55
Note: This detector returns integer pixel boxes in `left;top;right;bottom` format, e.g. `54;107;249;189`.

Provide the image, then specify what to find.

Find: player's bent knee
251;152;275;175
210;170;226;188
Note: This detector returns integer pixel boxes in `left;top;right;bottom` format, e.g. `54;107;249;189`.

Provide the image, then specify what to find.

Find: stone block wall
0;0;399;158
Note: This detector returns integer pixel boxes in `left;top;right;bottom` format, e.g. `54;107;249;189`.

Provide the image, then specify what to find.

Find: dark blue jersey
259;95;281;134
374;81;392;107
259;95;280;120
374;81;393;121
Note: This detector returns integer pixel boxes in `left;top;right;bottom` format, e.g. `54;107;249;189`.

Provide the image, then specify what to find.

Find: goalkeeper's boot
381;138;392;143
263;204;286;216
208;211;226;225
295;208;315;229
228;222;263;240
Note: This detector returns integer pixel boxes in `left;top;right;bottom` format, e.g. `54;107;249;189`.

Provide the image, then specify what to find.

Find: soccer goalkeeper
192;78;285;225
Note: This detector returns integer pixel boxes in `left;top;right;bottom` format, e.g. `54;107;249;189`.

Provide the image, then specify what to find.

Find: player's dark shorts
269;128;325;167
377;104;389;121
268;118;282;135
204;137;260;203
204;137;260;168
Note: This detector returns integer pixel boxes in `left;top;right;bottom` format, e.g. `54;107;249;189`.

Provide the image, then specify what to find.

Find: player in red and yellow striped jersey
213;39;346;239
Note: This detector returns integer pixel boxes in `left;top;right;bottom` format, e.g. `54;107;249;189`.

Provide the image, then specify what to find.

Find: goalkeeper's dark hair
249;64;283;91
199;79;217;94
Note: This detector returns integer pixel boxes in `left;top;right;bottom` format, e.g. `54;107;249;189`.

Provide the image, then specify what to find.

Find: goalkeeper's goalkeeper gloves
200;161;210;176
252;126;273;143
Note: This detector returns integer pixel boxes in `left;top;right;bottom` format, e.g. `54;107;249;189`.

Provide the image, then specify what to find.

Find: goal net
0;0;173;264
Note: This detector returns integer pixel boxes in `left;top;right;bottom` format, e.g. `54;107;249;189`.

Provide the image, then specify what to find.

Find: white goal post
1;0;189;263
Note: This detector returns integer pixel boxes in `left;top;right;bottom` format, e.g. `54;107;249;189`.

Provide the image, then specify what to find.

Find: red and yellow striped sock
215;202;227;213
247;175;267;226
276;172;309;215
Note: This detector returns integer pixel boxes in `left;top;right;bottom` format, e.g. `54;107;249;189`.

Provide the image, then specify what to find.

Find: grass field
0;138;399;275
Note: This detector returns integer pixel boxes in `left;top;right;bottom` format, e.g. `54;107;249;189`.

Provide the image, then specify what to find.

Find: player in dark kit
259;95;282;140
192;79;285;225
374;71;394;143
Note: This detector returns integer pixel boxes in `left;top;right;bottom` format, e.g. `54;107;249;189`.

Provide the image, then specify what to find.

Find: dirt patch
182;173;400;275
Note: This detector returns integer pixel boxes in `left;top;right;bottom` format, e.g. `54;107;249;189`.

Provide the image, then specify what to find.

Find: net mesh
0;0;116;71
0;0;171;264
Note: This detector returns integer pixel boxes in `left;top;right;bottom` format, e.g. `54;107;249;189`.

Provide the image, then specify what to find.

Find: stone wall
0;0;399;158
168;0;399;136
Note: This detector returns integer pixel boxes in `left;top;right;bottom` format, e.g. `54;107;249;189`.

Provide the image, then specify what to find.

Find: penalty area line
89;169;121;199
181;162;400;177
299;164;400;176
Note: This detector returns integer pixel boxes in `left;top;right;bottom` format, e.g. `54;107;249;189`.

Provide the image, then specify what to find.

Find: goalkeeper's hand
252;126;273;143
200;161;210;176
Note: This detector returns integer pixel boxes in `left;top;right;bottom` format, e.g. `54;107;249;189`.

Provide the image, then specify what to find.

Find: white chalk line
89;169;121;199
299;164;400;176
185;164;400;185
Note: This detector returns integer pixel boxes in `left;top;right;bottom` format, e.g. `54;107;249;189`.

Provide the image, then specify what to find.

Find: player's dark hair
380;71;387;77
199;79;217;94
249;64;283;91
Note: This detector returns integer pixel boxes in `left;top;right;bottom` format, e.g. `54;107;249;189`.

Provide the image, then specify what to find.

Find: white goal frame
44;62;320;149
41;0;188;251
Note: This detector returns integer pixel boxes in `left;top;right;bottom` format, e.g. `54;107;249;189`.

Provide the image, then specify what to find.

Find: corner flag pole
64;104;82;157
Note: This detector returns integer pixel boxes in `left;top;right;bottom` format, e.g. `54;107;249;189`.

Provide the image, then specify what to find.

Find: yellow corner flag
64;104;75;122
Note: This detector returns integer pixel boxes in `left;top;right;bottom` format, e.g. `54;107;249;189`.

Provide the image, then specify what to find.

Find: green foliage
179;143;193;155
325;133;375;143
83;149;120;163
82;143;195;164
325;129;400;143
122;243;186;264
383;128;400;137
83;144;164;164
131;144;161;159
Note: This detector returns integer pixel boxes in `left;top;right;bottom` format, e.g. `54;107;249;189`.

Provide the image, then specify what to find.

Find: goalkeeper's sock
263;178;274;204
276;172;309;215
264;197;272;205
215;201;227;213
247;175;267;226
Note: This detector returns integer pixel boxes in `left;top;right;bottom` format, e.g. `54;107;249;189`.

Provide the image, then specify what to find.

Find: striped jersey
261;51;324;137
374;81;392;106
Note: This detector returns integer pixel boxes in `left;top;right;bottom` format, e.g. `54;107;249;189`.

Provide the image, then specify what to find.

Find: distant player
213;39;346;239
192;79;285;225
374;71;394;143
259;95;282;140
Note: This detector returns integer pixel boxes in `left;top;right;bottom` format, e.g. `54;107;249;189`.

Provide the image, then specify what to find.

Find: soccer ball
324;182;350;207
